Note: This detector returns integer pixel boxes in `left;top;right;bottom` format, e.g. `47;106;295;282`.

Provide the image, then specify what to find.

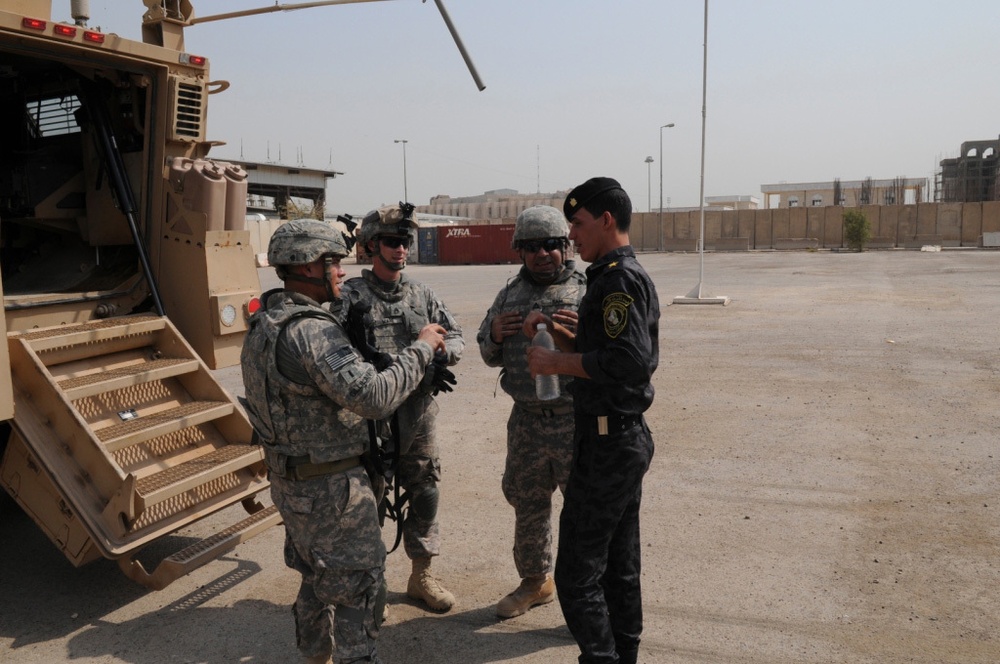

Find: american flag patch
324;347;355;373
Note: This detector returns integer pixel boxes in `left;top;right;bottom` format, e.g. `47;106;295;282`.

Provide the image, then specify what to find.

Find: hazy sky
89;1;1000;216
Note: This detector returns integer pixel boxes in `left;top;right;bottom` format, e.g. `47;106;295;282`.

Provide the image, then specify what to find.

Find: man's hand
526;345;558;379
551;308;579;336
421;353;457;396
521;311;551;340
417;323;447;355
490;310;524;344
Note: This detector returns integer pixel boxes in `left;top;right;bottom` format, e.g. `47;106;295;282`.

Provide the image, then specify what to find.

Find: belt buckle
597;416;609;436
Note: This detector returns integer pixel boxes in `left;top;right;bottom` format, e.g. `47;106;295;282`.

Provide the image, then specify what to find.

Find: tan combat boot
496;574;555;619
303;654;332;664
406;556;456;611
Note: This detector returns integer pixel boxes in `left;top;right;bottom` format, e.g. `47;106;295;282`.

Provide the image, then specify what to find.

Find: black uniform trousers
555;417;654;664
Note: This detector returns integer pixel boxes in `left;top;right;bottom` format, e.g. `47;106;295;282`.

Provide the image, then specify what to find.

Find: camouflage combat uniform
476;261;586;579
340;270;464;560
242;288;435;663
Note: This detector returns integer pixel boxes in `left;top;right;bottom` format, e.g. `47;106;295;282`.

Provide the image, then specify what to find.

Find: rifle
344;299;405;551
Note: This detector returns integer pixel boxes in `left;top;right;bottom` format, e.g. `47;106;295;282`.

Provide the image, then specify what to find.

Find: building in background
761;177;927;209
418;189;570;220
935;138;1000;203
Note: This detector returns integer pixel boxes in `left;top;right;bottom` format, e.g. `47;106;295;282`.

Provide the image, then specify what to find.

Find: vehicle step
118;504;282;590
96;400;234;452
58;358;201;400
15;315;165;352
133;444;264;509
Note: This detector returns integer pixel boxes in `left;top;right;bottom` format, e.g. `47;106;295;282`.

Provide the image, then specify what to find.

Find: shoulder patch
602;292;634;338
324;347;356;373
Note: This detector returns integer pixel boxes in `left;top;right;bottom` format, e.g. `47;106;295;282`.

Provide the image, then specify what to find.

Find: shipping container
418;227;439;264
437;224;520;265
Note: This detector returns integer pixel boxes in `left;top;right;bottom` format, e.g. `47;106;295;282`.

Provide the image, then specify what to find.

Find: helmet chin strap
284;257;338;302
322;256;338;301
376;240;407;272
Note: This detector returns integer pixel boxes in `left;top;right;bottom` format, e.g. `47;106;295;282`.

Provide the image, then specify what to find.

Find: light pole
644;156;654;212
394;139;408;202
659;123;675;251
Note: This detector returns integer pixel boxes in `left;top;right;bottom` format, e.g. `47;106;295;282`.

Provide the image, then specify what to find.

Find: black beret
563;177;623;219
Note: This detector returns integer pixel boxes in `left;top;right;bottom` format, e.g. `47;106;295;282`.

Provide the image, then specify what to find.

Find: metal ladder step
133;444;264;509
118;504;282;590
96;400;235;453
58;357;201;400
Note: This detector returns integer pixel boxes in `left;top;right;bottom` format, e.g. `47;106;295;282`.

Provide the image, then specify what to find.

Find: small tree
843;209;871;252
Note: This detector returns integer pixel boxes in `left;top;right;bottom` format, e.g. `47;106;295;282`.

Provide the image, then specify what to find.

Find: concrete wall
629;202;1000;250
452;202;1000;254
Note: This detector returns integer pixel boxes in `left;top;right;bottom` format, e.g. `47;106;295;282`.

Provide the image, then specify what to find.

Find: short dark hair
582;187;632;233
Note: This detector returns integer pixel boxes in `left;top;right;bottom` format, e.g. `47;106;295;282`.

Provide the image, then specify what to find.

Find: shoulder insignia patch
324;347;356;373
602;292;634;338
609;261;618;268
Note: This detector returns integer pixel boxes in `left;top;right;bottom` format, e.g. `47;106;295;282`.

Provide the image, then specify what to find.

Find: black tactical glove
421;353;457;396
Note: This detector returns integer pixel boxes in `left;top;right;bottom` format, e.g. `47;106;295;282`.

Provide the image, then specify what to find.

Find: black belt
580;413;644;436
275;455;361;481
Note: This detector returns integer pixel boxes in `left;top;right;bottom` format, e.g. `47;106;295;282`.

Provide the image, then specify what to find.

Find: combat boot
303;654;331;664
495;574;555;619
406;556;455;611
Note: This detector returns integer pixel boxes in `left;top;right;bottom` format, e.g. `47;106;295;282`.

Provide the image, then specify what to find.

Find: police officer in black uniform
524;177;660;664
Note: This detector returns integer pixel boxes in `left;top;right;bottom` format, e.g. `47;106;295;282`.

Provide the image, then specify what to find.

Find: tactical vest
489;264;586;406
241;292;368;469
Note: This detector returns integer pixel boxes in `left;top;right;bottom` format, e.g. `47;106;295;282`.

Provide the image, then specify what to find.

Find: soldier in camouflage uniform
240;219;447;664
340;203;464;612
475;206;586;619
525;178;660;664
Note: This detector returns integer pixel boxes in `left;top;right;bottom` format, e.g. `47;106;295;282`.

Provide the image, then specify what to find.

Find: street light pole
659;122;675;251
394;139;408;202
645;156;654;212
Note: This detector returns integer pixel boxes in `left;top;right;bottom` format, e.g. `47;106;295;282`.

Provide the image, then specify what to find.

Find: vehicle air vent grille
169;76;206;142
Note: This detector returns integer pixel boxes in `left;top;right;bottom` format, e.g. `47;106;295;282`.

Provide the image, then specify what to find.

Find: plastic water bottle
532;324;560;400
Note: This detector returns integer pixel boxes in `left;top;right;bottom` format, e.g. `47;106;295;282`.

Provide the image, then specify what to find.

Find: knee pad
409;484;439;522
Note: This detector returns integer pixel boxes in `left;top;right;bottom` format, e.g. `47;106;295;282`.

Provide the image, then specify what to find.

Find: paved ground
2;249;999;663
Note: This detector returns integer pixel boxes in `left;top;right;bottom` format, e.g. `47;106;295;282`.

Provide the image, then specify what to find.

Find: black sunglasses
379;236;412;249
520;238;564;253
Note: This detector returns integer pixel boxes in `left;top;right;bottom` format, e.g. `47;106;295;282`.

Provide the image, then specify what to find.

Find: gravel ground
2;249;999;664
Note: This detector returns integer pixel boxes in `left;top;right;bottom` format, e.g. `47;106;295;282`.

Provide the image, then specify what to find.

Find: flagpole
674;0;729;306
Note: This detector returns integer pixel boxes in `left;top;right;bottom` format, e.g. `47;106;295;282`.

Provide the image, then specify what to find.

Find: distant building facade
761;177;926;209
936;138;1000;203
417;188;570;220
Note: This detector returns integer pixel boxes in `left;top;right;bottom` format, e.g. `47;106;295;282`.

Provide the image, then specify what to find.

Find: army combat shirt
570;246;660;416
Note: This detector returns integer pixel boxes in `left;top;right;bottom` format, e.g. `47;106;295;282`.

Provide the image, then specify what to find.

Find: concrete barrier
710;237;750;251
902;234;943;249
664;238;698;252
774;237;819;250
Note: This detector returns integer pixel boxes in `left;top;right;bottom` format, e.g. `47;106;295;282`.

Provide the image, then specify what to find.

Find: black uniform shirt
569;246;660;415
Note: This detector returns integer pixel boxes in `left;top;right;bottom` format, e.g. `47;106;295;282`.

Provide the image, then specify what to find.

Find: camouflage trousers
396;413;442;560
555;418;654;664
270;465;386;663
501;405;575;578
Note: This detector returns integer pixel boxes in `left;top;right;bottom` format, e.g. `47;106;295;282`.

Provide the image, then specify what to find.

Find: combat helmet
359;202;419;256
512;205;569;248
268;218;350;267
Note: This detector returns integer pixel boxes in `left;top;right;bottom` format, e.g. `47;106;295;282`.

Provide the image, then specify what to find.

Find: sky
86;1;1000;216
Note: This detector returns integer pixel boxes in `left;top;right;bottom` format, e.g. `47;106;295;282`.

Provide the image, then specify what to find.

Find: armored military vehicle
0;0;285;590
0;0;481;590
